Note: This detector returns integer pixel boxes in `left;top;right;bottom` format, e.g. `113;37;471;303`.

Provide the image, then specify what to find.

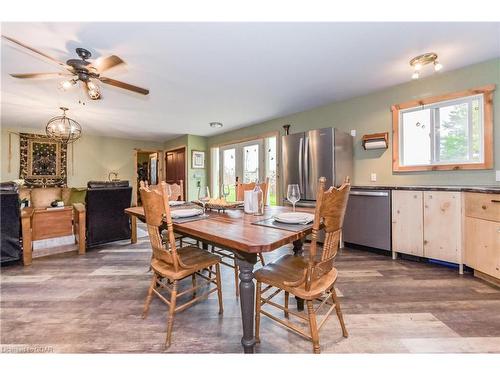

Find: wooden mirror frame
391;84;495;172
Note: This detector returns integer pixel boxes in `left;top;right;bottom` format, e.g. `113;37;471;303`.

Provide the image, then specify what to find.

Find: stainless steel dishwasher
342;189;391;251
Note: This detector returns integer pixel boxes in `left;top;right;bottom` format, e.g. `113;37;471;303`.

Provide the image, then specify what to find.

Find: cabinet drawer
464;216;500;279
464;192;500;222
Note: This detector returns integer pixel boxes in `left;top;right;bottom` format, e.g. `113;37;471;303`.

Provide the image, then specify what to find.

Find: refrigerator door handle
298;137;304;192
304;135;309;193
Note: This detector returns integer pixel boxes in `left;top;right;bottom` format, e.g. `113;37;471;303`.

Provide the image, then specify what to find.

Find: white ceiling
1;22;499;141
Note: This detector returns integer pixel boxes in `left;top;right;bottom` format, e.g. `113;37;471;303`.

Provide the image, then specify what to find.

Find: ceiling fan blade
2;35;68;68
10;72;72;79
91;55;125;73
99;77;149;95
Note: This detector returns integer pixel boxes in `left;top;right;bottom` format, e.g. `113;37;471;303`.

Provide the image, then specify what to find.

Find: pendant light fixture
45;107;82;144
409;52;443;80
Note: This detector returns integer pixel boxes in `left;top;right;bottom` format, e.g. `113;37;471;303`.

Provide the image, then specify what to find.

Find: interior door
165;147;186;198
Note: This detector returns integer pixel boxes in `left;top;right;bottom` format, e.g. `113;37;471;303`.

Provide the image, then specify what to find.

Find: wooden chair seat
152;246;221;280
255;254;338;300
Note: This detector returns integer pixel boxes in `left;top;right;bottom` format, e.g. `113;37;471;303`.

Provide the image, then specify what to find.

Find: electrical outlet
496;170;500;182
350;129;356;137
370;173;377;182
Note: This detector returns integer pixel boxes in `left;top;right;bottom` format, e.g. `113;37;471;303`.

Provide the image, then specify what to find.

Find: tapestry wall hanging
19;133;67;187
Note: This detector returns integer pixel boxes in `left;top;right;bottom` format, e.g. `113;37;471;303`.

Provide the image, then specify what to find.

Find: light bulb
88;89;100;100
58;122;65;131
411;71;420;80
87;81;98;91
414;63;423;71
434;61;443;71
59;80;75;91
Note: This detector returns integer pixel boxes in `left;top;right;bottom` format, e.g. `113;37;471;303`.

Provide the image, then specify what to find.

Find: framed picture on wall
192;150;205;169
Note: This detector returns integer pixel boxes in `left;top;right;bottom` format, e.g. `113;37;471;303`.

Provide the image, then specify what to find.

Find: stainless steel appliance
282;127;353;203
343;189;391;251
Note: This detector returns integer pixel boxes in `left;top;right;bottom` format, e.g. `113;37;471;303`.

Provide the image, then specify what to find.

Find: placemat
172;214;211;224
252;217;313;232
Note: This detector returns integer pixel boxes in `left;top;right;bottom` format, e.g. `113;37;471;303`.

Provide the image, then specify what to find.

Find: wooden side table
21;205;86;266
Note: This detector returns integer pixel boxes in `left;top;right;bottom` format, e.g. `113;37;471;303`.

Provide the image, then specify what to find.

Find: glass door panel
221;148;236;201
243;144;259;183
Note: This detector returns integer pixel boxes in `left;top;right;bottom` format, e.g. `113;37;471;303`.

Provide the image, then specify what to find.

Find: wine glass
221;184;230;201
287;184;300;212
198;186;211;217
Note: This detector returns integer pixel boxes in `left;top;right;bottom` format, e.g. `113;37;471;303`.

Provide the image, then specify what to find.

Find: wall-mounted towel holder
362;132;389;150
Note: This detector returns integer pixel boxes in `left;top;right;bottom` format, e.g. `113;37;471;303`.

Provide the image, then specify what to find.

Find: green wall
164;134;208;200
207;58;500;187
1;127;164;197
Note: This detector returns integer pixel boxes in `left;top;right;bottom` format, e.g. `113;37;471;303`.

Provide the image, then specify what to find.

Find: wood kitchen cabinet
423;191;462;264
392;191;424;257
463;192;500;283
392;190;463;272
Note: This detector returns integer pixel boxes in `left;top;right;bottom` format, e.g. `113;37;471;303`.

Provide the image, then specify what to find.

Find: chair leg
331;287;348;338
179;238;183;247
165;280;178;349
284;291;290;319
258;253;265;266
142;273;157;319
234;264;240;297
215;263;224;315
306;300;320;354
255;281;262;343
191;274;197;298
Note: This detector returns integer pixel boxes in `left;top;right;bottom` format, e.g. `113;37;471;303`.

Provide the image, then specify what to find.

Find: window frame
392;84;495;172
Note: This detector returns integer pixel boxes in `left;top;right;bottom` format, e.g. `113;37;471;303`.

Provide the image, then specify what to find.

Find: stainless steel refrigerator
282;127;353;204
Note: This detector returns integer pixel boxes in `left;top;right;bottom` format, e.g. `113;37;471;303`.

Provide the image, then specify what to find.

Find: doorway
135;150;160;206
165;147;187;199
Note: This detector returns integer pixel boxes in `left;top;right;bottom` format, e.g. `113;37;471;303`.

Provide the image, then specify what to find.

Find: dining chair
145;181;199;247
254;176;351;354
166;180;184;201
140;181;223;349
209;177;270;297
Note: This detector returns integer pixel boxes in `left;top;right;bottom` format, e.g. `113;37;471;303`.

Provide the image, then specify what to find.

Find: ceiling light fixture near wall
46;107;82;144
210;122;223;128
409;52;443;80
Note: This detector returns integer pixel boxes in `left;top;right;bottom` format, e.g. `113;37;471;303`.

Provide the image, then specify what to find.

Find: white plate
171;208;203;218
273;212;314;224
169;200;185;206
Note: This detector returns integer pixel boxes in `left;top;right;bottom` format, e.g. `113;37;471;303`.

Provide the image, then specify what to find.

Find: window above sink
392;85;495;172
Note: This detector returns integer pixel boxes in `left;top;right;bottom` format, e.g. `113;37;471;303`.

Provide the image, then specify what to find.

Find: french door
219;139;264;200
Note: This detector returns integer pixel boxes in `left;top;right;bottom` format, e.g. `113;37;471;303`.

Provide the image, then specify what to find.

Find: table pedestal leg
235;252;258;353
292;238;305;311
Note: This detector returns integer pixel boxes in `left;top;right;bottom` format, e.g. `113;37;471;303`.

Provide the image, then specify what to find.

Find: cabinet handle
491;199;500;203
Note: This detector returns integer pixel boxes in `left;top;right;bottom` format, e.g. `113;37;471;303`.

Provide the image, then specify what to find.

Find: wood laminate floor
2;227;500;354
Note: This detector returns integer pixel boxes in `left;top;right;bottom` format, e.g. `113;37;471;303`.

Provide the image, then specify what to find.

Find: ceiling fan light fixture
209;122;223;128
59;79;77;91
434;61;443;71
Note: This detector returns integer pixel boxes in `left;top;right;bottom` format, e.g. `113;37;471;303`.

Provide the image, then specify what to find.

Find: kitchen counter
352;185;500;194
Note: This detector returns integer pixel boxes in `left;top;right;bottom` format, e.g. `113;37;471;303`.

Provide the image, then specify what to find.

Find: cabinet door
423;191;462;263
392;191;423;256
464;217;500;279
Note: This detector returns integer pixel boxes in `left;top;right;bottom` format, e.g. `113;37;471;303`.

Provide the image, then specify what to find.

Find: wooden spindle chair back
235;177;270;203
139;181;189;273
304;176;351;291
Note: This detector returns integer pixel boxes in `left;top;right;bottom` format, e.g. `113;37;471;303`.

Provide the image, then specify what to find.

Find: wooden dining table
125;205;314;353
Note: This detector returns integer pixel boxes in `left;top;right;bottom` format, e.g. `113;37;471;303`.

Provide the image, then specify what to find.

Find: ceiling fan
2;35;150;100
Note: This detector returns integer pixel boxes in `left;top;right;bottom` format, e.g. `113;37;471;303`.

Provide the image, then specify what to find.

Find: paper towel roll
364;140;387;150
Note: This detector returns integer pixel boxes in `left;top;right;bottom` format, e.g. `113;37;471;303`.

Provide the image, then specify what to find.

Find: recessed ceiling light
210;122;223;128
